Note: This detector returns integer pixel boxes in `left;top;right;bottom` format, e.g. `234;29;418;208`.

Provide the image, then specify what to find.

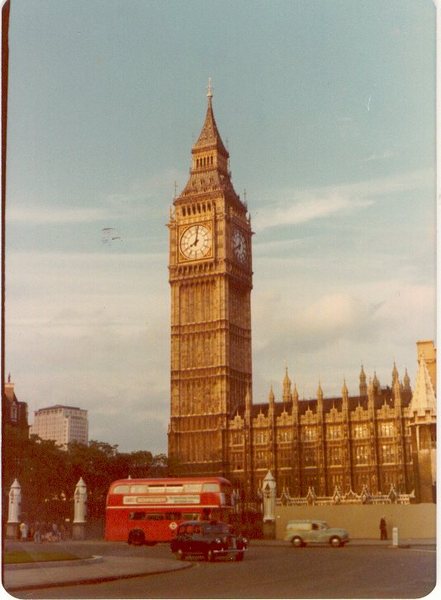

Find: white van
284;519;349;547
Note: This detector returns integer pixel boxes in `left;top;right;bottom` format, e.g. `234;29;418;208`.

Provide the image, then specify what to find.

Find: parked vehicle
104;476;235;545
284;519;349;547
170;520;248;561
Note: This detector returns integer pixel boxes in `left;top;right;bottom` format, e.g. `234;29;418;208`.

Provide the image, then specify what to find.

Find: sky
5;0;436;453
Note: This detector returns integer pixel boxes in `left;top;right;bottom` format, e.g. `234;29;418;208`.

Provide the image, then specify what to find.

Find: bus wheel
128;529;145;546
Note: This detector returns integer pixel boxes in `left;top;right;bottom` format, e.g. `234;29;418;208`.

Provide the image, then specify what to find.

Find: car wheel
291;536;304;548
235;551;244;561
206;548;216;562
176;549;186;561
330;536;342;548
128;529;145;546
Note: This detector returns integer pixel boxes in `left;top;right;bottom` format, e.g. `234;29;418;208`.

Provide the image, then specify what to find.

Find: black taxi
170;520;248;562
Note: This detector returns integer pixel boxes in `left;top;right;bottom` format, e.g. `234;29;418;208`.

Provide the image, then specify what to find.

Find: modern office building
30;404;88;448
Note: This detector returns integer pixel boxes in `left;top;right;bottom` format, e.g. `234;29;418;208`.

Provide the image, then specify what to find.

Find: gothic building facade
227;344;436;503
167;85;436;503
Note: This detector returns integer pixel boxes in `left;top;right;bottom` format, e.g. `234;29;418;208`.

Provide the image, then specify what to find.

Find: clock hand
192;226;199;246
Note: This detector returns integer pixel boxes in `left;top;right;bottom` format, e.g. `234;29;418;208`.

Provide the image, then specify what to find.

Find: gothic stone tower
168;83;253;477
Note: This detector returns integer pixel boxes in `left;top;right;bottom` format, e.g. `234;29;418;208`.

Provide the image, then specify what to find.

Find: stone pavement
3;538;436;593
3;553;191;593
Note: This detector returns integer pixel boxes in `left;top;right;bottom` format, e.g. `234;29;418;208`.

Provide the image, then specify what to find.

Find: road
13;541;436;599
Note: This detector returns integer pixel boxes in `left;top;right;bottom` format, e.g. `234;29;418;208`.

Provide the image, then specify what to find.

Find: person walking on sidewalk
380;516;387;540
19;521;28;541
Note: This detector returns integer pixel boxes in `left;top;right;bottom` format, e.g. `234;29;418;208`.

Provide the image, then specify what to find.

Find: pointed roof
342;379;349;397
192;79;229;157
410;354;436;417
268;385;275;404
317;382;323;401
392;362;399;385
282;366;292;400
403;368;411;390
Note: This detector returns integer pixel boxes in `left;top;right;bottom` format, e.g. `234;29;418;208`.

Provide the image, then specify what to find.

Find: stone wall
275;503;436;540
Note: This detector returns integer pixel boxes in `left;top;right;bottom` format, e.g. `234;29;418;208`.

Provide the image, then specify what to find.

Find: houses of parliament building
167;83;436;504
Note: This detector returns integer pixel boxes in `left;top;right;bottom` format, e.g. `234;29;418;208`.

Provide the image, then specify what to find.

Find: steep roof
192;80;229;157
410;354;436;417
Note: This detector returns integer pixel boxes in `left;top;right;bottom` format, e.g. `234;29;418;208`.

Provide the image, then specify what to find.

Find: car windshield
204;524;230;535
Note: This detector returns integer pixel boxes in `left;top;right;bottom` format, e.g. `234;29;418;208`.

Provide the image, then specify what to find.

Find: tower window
11;403;18;422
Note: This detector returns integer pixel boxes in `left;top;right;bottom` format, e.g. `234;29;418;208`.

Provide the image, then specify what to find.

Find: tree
3;434;170;529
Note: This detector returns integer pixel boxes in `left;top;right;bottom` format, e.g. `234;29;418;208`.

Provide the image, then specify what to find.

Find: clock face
180;224;212;260
232;229;247;263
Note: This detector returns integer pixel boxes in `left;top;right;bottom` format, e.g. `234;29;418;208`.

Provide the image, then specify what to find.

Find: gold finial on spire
207;77;213;99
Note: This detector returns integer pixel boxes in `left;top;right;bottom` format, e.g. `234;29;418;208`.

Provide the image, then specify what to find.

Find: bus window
165;512;182;520
113;485;130;494
130;485;149;494
129;512;146;520
166;486;183;493
183;483;202;493
202;483;220;492
146;514;164;520
146;485;166;493
183;513;199;520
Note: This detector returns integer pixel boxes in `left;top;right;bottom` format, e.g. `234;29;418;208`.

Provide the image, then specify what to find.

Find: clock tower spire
168;83;253;478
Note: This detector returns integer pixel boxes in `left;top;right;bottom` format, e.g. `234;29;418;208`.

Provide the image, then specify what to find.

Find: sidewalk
3;538;436;593
3;553;192;593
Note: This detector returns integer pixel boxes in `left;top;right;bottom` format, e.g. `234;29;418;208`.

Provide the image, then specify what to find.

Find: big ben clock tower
168;82;253;477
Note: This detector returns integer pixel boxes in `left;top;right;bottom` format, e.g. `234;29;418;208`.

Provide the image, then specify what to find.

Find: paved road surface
5;540;436;599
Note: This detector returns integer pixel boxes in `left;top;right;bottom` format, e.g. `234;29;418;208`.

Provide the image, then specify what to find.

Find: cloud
364;150;395;162
7;168;185;226
5;165;435;452
253;193;373;231
6;251;170;453
253;292;379;355
253;168;433;233
7;205;108;224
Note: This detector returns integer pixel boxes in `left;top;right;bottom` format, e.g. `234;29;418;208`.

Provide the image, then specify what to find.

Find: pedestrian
19;521;28;541
380;516;387;540
52;522;61;542
34;522;42;543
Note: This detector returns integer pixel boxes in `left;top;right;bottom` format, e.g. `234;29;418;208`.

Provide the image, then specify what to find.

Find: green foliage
2;433;169;525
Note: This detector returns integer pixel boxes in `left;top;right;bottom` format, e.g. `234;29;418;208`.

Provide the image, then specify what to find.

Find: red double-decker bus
104;476;235;545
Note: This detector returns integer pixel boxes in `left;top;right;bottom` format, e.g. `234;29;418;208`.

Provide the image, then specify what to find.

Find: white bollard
6;479;22;539
262;471;276;539
73;477;87;523
72;477;87;540
262;471;276;522
392;526;399;547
